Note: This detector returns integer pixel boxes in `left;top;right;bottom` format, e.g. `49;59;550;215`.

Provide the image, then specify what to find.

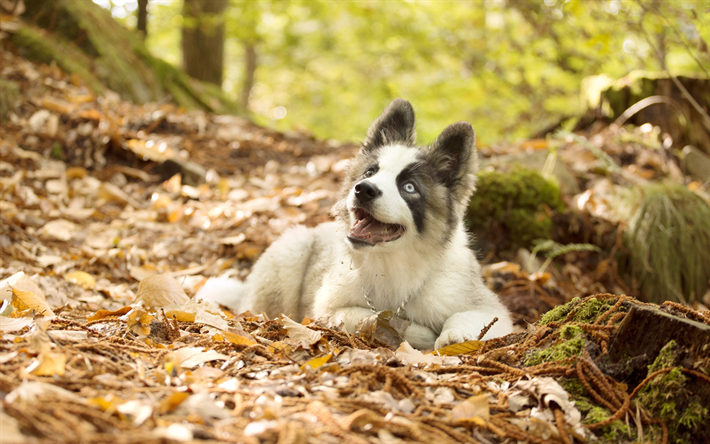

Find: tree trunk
241;42;257;110
137;0;148;39
181;0;226;87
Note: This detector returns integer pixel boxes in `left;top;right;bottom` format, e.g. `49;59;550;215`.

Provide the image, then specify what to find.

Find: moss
538;297;581;325
623;182;710;304
10;24;106;95
576;399;630;442
637;341;710;444
524;325;585;366
0;78;20;120
467;168;563;249
569;297;615;324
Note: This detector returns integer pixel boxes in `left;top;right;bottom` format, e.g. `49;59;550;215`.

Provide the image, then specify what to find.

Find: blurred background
90;0;708;145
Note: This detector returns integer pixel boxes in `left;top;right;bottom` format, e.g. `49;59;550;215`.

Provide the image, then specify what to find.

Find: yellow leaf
87;306;132;322
64;271;96;289
89;396;123;413
433;340;484;356
451;394;490;422
159;392;190;414
222;330;256;346
127;308;154;337
301;353;332;371
267;341;292;354
11;288;54;317
164;310;196;322
27;352;66;376
134;274;190;308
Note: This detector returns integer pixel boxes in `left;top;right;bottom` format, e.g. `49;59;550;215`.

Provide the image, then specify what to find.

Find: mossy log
11;0;238;114
583;71;710;155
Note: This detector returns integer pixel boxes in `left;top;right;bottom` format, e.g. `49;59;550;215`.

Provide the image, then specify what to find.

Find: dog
198;99;514;349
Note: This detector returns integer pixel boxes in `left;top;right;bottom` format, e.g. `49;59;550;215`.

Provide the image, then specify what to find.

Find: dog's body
199;99;514;349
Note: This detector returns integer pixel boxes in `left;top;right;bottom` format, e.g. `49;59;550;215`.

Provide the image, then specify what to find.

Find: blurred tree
182;0;227;86
137;0;148;39
101;0;709;143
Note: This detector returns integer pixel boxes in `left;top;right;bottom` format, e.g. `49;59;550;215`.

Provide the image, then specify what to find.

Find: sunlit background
92;0;707;145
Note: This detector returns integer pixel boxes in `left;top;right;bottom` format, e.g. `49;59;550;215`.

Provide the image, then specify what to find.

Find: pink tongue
349;215;401;244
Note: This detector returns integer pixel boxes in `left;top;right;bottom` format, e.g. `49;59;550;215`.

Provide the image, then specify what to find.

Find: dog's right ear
362;98;416;151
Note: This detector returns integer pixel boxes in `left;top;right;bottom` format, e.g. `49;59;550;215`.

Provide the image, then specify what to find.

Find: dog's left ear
362;98;416;151
429;122;478;202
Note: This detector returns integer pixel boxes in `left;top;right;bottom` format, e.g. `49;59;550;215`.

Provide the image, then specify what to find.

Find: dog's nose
354;181;382;203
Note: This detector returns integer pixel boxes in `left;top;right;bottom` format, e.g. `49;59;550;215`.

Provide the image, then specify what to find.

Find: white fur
198;106;515;349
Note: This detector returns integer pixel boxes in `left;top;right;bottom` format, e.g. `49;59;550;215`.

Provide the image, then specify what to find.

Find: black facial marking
396;162;430;234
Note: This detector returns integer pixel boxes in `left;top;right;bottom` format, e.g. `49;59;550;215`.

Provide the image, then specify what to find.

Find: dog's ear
429;122;478;202
362;98;416;151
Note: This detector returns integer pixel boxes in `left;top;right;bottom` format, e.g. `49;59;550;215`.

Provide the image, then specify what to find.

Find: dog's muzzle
354;181;382;205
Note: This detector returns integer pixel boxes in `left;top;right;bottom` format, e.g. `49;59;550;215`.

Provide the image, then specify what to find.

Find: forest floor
2;46;710;443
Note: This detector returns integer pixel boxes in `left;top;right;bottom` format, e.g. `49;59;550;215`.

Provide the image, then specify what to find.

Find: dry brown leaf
433;340;484;356
173;347;228;369
301;353;332;371
159;392;190;414
126;308;154;337
64;271;96;289
164;310;196;322
11;288;54;317
26;352;67;376
451;394;490;422
281;315;322;348
87;306;132;322
222;330;257;346
134;274;190;308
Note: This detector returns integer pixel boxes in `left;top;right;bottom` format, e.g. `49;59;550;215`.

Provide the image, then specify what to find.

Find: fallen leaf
126;307;154;337
433;340;484;356
11;288;54;317
395;341;460;366
134;274;190;308
39;219;78;241
301;353;332;371
356;310;409;348
173;347;228;369
159;392;190;414
0;317;34;332
223;330;257;346
451;394;490;422
64;270;96;289
26;352;67;376
164;310;196;322
87;306;132;322
281;315;322;348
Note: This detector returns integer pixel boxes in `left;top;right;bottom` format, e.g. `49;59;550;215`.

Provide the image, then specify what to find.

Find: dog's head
336;98;478;250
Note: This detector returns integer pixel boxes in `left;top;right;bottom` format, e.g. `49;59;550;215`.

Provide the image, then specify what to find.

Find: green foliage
0;78;20;120
624;183;710;304
531;239;602;274
638;341;710;444
524;325;585;366
467;168;562;249
539;297;581;325
96;0;710;143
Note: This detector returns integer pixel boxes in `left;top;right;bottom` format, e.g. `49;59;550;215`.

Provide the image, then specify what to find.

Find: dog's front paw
435;329;474;350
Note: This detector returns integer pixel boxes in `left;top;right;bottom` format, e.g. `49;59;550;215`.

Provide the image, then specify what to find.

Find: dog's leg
435;309;514;349
404;323;438;350
331;306;376;333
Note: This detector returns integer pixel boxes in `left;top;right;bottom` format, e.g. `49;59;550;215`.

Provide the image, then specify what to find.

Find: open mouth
348;207;405;246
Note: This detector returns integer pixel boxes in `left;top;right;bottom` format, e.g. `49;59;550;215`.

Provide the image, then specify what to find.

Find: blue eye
403;182;416;193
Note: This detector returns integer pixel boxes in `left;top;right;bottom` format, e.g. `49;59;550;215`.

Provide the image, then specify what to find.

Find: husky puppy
199;99;514;349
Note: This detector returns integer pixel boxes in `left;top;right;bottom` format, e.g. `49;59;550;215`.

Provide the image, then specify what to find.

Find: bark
14;0;238;114
137;0;148;39
181;0;227;87
241;42;257;110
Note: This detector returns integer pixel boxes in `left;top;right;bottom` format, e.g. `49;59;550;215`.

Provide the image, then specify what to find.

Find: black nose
354;181;381;203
